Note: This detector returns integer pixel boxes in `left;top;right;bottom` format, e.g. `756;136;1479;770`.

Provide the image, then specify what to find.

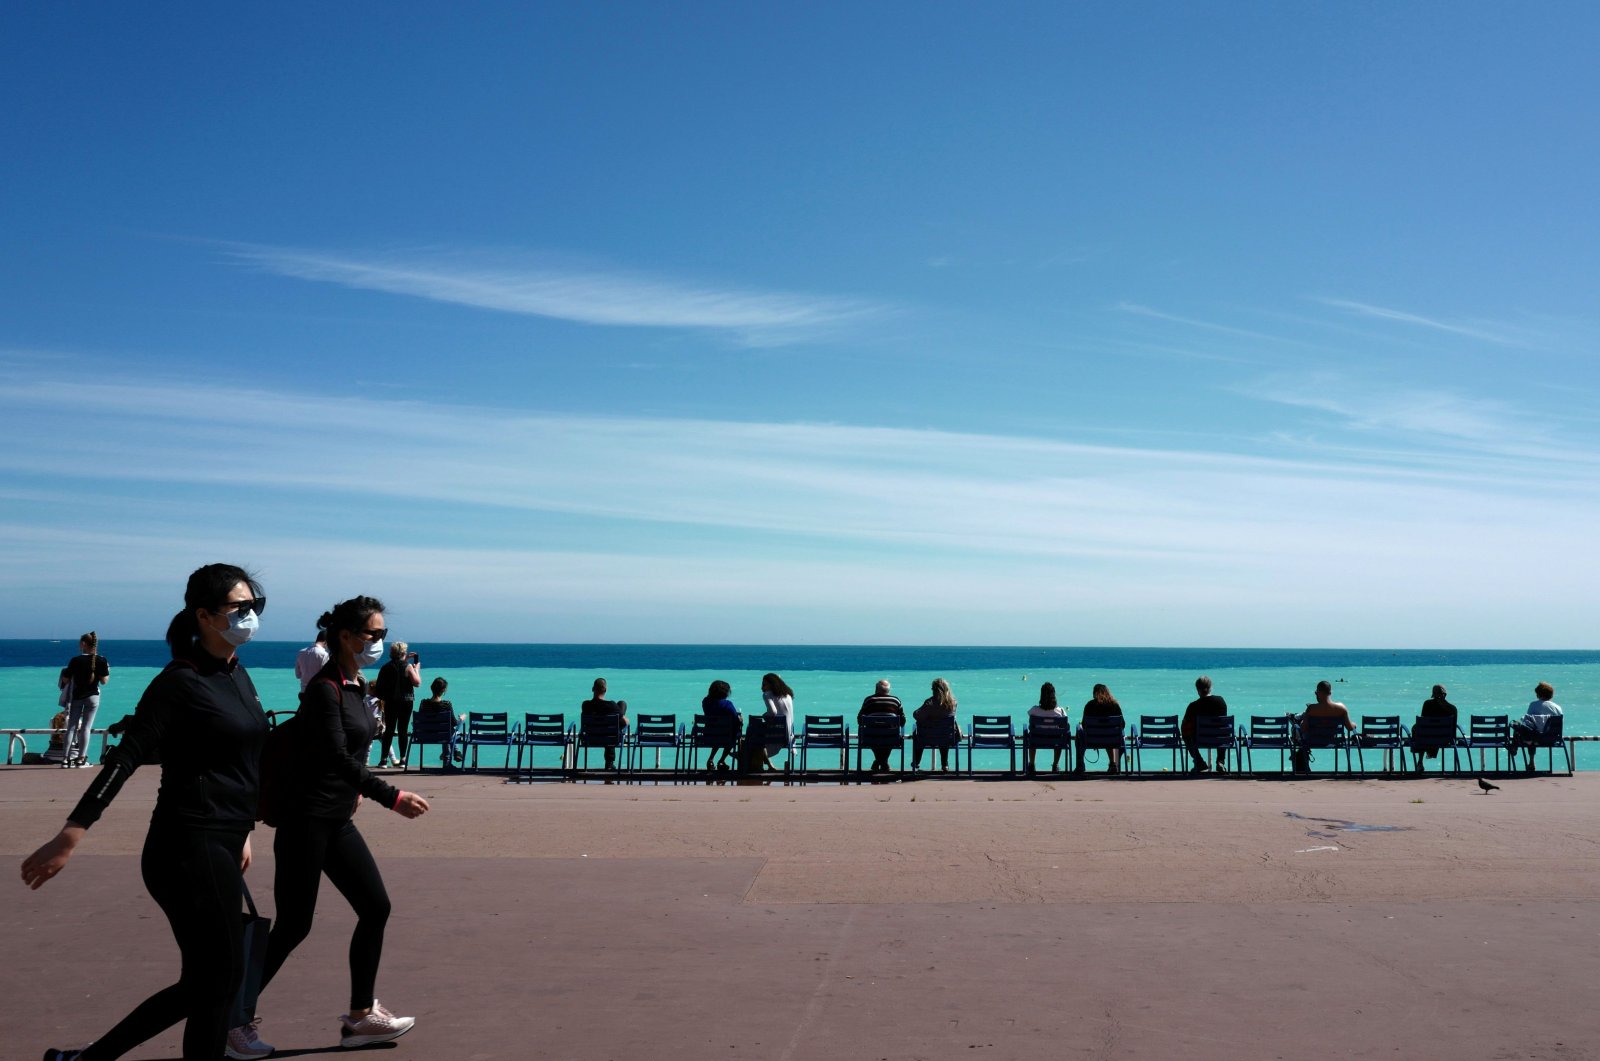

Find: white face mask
354;637;384;667
220;609;259;647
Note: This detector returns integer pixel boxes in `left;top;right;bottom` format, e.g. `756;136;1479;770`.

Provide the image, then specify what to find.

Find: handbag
230;880;272;1028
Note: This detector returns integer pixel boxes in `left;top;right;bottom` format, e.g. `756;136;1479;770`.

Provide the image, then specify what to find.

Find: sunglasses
351;627;388;642
214;597;267;617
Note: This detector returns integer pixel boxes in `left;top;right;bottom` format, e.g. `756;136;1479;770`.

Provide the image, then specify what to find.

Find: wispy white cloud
1236;372;1600;474
1314;297;1529;347
224;244;887;346
3;368;1598;644
1114;302;1296;346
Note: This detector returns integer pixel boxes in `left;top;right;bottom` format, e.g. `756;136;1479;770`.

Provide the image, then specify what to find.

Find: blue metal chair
1461;714;1512;773
405;709;460;771
1242;715;1296;774
1130;714;1182;774
854;715;905;776
515;713;571;776
683;713;742;774
462;711;516;771
627;713;681;773
1021;715;1071;774
1406;716;1461;775
1192;715;1239;773
1354;716;1407;775
967;715;1017;776
1075;716;1126;774
750;713;795;774
1512;714;1571;774
1296;716;1354;774
911;715;964;772
574;712;627;771
798;715;850;775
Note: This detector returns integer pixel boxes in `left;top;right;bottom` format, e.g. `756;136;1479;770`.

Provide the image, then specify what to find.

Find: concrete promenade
4;767;1598;1060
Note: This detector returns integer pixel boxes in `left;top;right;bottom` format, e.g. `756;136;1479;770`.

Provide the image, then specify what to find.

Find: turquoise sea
4;641;1595;769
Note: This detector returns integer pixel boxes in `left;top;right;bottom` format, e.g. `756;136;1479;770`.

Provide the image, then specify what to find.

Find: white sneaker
339;1001;414;1048
225;1018;274;1059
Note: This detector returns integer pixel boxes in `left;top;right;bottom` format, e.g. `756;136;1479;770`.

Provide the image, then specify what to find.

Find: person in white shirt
1024;681;1067;774
294;631;330;691
756;673;794;771
1512;681;1563;768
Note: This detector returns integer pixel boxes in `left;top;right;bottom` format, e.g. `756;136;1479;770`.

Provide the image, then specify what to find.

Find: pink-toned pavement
4;767;1598;1060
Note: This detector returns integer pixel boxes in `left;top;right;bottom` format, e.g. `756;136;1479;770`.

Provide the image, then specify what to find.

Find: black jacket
70;646;266;831
279;660;400;819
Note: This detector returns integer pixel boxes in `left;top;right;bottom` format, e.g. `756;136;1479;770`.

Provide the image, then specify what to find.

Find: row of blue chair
406;710;1571;776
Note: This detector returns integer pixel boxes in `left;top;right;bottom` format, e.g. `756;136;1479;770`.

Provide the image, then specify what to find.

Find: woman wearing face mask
250;596;430;1050
24;564;269;1061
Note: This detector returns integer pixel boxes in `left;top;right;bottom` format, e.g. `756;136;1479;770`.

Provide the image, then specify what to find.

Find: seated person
756;672;795;772
580;677;630;769
1414;684;1457;765
1510;682;1563;768
1181;675;1229;774
416;677;464;765
701;680;741;772
1075;684;1125;774
858;679;905;773
45;709;68;765
1295;680;1355;771
911;678;962;772
1023;682;1067;774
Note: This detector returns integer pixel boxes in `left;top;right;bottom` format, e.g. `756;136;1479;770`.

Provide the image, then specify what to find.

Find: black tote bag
230;881;272;1028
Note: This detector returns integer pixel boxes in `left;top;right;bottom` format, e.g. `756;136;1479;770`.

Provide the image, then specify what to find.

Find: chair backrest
578;712;624;744
1408;715;1455;748
633;713;679;747
1077;715;1125;749
468;711;510;739
914;714;962;747
690;712;741;747
1137;714;1181;746
1249;715;1293;745
801;715;847;747
1300;716;1347;748
1468;715;1509;743
968;714;1015;748
411;711;457;742
1025;714;1070;745
520;712;567;744
1360;715;1402;739
1540;714;1565;743
1193;715;1236;747
857;715;905;748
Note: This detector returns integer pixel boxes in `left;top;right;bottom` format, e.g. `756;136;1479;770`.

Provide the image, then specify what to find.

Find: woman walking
57;631;110;768
23;564;270;1061
252;596;429;1049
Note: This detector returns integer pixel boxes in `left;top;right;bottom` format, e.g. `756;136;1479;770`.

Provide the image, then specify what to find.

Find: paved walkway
4;768;1597;1059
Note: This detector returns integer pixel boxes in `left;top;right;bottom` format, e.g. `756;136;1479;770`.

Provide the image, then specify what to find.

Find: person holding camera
374;642;420;768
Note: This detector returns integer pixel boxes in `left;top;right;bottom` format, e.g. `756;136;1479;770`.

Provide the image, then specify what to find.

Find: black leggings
82;824;247;1061
380;703;413;764
260;816;391;1011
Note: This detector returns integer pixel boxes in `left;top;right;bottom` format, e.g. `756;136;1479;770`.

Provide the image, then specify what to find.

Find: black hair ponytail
165;563;261;655
316;596;386;645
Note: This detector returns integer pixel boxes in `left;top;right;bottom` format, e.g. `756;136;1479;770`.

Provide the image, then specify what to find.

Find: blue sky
3;3;1597;646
